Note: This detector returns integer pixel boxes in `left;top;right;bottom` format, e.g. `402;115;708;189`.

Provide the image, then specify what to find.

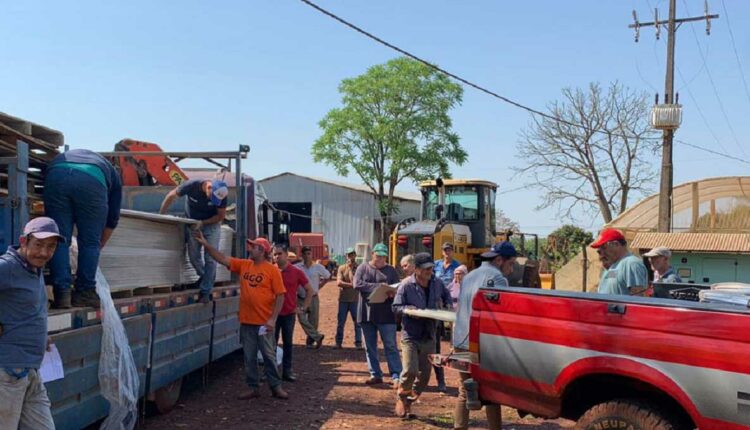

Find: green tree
546;225;594;268
312;57;467;241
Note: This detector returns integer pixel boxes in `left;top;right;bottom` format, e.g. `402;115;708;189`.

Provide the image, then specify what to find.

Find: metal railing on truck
46;284;240;430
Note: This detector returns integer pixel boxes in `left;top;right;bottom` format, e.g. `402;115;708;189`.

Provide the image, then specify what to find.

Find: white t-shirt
295;262;331;297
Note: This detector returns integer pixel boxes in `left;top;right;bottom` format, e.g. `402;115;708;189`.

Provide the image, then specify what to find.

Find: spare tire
576;399;679;430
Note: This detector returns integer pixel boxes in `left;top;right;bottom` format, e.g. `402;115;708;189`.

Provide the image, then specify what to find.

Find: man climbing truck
436;285;750;430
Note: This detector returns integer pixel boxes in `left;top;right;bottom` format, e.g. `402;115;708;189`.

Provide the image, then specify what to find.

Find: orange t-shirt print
229;257;286;325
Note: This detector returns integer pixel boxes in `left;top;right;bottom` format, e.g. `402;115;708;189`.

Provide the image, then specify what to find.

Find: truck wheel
153;377;183;414
576;399;678;430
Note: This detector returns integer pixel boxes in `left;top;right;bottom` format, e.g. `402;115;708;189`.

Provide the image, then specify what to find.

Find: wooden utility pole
630;0;718;232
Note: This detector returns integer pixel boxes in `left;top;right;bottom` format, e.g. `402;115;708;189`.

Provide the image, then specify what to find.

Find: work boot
53;290;72;309
314;334;325;349
270;386;289;400
72;290;100;309
364;376;383;386
237;389;260;400
396;389;413;418
197;293;211;304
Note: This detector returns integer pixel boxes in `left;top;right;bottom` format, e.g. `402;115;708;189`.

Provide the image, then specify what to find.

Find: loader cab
420;179;498;249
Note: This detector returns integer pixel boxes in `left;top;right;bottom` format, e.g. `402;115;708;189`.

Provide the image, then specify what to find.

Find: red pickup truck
443;287;750;430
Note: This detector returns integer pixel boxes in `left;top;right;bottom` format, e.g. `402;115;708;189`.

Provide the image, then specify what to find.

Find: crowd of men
0;147;686;430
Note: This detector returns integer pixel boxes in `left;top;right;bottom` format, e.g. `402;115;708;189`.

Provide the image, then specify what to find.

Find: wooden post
582;248;588;293
691;182;699;231
710;199;717;230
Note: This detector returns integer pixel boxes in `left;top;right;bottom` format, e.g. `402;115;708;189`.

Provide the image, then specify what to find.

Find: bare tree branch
513;82;659;224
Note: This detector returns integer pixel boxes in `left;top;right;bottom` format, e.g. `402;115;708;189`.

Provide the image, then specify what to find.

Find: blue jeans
186;222;220;295
360;322;402;379
274;313;296;375
44;168;108;293
335;301;362;346
240;324;281;389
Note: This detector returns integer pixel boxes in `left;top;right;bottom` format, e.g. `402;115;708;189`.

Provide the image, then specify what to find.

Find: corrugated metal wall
258;175;420;257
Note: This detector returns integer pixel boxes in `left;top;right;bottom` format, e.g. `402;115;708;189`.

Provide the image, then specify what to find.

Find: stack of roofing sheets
99;210;197;292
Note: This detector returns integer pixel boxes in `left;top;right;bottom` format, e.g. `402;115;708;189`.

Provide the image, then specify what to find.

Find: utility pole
630;0;718;232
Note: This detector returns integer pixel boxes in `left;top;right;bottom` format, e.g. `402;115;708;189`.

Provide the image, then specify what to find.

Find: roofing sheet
631;232;750;253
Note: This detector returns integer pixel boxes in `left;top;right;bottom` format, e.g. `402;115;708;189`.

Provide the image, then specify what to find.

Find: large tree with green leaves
546;224;594;268
312;57;467;241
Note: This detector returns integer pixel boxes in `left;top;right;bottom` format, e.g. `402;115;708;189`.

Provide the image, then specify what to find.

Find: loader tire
575;399;680;430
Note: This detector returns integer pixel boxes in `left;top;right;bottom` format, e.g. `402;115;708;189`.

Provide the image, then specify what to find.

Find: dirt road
143;281;574;429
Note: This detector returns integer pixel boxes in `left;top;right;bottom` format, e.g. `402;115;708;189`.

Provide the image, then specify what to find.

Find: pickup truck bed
464;287;750;430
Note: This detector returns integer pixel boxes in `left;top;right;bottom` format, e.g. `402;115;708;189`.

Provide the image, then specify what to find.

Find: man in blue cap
160;178;228;303
45;149;123;309
0;217;64;429
452;241;517;430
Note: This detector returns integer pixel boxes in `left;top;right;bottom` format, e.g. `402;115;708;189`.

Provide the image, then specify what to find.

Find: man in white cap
643;246;682;283
160;178;229;303
0;217;65;429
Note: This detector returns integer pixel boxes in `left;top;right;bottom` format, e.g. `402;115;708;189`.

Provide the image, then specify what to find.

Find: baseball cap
414;252;434;269
210;180;229;206
643;246;672;258
442;242;454;250
481;241;517;259
246;237;271;253
372;243;388;256
591;228;625;248
345;247;356;255
24;217;65;243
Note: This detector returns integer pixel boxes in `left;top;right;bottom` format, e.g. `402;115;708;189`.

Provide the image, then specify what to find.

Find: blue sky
3;1;749;235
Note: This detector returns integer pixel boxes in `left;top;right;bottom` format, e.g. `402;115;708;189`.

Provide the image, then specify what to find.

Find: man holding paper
392;252;453;417
0;217;65;430
354;243;402;386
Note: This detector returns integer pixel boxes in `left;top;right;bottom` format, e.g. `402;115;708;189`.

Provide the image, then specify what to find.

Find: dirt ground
142;281;574;430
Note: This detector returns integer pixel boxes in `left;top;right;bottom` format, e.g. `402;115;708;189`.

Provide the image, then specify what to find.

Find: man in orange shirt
196;232;289;400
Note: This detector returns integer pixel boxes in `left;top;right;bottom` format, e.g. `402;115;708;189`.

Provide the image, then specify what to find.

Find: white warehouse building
257;172;421;260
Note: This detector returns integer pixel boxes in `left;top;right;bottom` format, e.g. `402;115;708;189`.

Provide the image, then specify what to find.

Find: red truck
440;287;750;430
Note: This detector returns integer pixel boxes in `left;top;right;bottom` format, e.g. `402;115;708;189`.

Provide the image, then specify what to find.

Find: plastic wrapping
96;268;139;430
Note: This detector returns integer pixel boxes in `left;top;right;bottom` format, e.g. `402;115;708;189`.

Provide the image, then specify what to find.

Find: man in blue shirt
392;252;452;418
160;178;228;303
452;241;516;430
643;246;682;283
45;149;123;309
433;242;460;285
592;228;649;295
0;217;64;430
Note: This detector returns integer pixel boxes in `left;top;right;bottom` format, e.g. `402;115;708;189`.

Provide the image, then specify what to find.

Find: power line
299;0;750;168
675;139;750;166
680;0;747;158
720;0;750;108
676;66;728;153
299;0;657;143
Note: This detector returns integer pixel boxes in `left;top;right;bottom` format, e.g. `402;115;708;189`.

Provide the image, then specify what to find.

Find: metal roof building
257;172;421;259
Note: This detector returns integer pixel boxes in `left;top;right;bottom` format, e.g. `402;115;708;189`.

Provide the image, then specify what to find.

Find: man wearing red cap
195;232;289;400
590;228;648;295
